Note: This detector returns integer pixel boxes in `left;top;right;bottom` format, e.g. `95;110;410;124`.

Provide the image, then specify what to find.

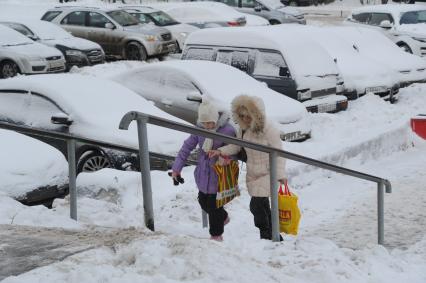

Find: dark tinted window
241;0;256;8
369;13;393;25
41;11;62;22
130;12;153;24
184;48;216;61
400;10;426;24
2;23;35;37
352;13;370;23
61;11;86;26
88;12;112;28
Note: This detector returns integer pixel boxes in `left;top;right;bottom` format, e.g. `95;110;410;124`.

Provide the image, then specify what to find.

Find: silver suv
41;7;177;61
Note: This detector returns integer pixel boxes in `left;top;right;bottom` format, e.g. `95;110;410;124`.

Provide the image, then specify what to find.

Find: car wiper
2;42;31;47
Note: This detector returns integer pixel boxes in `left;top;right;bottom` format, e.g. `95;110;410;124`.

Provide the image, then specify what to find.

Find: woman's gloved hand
168;171;185;186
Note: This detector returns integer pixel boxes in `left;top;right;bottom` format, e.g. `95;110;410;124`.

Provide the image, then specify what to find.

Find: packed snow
1;0;426;282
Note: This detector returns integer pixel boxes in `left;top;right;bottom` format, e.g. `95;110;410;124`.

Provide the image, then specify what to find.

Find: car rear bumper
303;94;348;113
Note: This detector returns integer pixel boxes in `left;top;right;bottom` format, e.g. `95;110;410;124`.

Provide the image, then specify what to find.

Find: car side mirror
379;20;392;29
28;35;40;41
279;66;290;77
51;113;73;126
186;93;202;103
105;22;115;29
254;5;262;12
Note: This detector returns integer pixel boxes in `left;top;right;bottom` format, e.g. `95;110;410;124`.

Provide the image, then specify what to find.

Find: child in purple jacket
171;100;236;241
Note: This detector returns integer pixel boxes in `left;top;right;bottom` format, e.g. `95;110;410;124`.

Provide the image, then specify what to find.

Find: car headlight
145;35;158;42
413;37;426;43
65;50;84;56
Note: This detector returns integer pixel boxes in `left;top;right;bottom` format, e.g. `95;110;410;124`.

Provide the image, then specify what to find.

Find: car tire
0;60;20;79
77;150;112;173
269;19;281;25
397;42;413;54
126;41;147;61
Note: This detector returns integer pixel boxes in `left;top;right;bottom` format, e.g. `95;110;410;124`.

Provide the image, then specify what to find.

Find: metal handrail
119;111;392;245
0;121;196;220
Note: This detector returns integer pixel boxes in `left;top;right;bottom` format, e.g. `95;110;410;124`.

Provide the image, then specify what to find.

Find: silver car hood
123;24;170;36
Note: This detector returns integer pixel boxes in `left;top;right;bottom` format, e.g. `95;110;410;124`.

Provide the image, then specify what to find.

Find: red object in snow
411;114;426;140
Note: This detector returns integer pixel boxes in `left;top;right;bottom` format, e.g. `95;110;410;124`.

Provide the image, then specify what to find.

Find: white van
182;25;348;113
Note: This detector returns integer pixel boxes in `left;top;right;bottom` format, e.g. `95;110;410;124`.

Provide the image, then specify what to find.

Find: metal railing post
137;117;155;231
378;181;385;245
269;151;280;242
67;139;77;221
202;210;208;228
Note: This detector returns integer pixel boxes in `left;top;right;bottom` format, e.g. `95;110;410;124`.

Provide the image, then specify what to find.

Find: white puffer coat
219;95;286;197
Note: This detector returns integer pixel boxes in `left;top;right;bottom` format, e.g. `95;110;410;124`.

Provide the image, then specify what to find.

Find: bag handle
279;180;291;196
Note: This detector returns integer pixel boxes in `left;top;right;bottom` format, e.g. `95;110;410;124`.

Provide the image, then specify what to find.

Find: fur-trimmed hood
231;95;265;134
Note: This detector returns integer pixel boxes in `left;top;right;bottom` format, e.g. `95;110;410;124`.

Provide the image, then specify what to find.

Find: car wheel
398;43;413;54
77;150;112;173
126;41;147;61
269;19;281;25
0;60;20;78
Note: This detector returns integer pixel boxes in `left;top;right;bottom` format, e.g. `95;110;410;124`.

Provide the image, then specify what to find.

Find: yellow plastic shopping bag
214;159;240;208
278;181;301;235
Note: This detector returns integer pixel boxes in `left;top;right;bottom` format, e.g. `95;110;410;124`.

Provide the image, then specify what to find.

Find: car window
0;90;30;125
184;48;216;61
241;0;256;8
2;23;35;37
253;51;287;77
369;13;394;25
106;10;139;26
61;11;86;26
41;11;62;22
88;12;113;28
216;50;232;65
220;0;238;7
148;11;179;26
400;10;426;25
130;12;153;24
164;73;201;94
231;51;249;72
352;13;370;23
27;93;66;128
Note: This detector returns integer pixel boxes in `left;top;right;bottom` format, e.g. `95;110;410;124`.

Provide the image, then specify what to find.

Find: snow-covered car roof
5;20;73;41
0;24;33;46
351;4;426;16
0;129;68;199
148;1;246;22
121;6;161;14
0;74;189;154
115;60;307;124
47;6;122;13
185;25;339;78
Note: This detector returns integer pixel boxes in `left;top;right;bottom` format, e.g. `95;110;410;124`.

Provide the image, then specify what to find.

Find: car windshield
147;11;179;26
400;10;426;25
107;10;139;26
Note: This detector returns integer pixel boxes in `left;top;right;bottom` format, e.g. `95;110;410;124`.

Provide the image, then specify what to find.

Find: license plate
281;131;302;141
366;86;387;93
49;61;63;68
318;103;336;113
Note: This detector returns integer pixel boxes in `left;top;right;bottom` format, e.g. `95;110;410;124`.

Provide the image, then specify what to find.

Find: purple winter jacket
172;115;236;194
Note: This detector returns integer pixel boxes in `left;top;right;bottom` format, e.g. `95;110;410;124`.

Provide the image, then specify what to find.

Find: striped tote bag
214;160;240;208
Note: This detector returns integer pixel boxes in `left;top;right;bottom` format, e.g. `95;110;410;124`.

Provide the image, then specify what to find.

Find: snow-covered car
290;25;400;102
0;129;68;206
333;26;426;87
41;7;177;61
0;20;105;70
112;60;312;142
121;6;199;52
147;2;268;28
345;4;426;57
182;25;348;114
0;25;65;78
198;0;306;24
0;74;189;173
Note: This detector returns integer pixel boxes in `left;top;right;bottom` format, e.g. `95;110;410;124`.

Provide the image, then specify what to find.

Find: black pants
250;197;272;240
198;192;228;237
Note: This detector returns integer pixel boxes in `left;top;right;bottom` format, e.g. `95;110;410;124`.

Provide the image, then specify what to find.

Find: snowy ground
1;0;426;282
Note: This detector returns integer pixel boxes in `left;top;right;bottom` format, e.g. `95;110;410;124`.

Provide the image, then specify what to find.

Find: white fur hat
198;100;219;123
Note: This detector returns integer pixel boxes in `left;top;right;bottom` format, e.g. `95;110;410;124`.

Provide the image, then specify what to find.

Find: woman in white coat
209;94;286;240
